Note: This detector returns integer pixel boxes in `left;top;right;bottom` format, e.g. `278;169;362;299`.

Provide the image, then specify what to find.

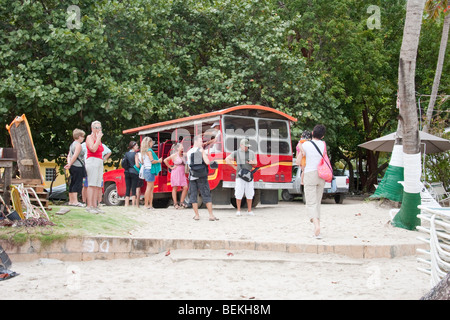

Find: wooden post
0;148;17;206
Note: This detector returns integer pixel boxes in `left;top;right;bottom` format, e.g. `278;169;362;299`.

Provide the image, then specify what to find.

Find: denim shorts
144;168;155;182
188;177;212;204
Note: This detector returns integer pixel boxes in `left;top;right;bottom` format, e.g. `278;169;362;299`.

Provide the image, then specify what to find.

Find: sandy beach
1;198;433;300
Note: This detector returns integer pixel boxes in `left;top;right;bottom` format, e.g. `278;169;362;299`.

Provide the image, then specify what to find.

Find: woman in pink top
164;143;188;209
85;120;105;214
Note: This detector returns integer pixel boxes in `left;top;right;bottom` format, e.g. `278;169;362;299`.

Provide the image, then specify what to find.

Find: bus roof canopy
123;105;298;135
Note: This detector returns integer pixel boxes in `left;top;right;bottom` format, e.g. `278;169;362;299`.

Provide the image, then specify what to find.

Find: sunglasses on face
94;126;102;130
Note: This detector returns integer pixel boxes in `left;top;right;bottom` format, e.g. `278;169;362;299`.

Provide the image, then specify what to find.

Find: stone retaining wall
0;236;427;262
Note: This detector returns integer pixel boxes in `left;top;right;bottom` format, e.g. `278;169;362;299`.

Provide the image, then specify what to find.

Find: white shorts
235;177;255;200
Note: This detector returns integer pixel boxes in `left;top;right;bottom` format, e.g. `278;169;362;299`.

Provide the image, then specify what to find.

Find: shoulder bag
310;141;333;183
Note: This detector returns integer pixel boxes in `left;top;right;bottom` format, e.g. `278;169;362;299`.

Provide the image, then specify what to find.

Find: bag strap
72;142;86;166
310;141;333;174
251;167;260;174
310;140;325;157
190;149;206;167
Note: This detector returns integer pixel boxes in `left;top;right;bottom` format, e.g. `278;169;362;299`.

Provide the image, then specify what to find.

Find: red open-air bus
102;105;297;208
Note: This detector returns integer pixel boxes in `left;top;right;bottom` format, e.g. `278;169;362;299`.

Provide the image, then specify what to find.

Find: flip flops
68;203;85;207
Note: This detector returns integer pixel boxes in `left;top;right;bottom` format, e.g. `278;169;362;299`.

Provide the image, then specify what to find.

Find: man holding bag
297;124;328;239
226;138;257;216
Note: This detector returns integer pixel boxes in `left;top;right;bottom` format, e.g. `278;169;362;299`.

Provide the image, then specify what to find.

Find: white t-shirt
302;140;326;173
139;152;152;169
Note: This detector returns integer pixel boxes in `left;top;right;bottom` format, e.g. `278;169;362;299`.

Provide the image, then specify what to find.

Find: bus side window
224;137;258;153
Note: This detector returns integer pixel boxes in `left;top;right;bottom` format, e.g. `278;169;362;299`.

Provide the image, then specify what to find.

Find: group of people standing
121;133;254;222
123;134;218;222
65;120;330;239
65;121;111;214
122;137;165;209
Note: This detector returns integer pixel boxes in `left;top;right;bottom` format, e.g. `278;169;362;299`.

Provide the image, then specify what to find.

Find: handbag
237;167;259;182
137;154;145;180
310;141;333;183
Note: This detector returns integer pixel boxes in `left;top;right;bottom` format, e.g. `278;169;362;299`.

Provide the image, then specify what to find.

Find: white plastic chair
419;182;441;208
427;182;450;207
416;210;450;287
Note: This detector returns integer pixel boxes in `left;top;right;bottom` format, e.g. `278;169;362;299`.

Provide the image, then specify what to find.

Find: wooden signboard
6;115;44;184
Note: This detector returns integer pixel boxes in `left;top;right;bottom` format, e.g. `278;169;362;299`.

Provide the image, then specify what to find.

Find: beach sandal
68;203;85;207
193;216;200;221
180;203;187;209
174;203;180;209
209;217;219;221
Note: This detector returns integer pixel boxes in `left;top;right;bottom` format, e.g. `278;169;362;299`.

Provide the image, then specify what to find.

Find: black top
124;151;138;175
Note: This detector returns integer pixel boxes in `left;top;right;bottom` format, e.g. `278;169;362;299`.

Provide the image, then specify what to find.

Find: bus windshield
223;115;291;155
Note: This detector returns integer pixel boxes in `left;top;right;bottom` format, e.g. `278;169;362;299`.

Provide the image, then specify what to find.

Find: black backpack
189;149;208;178
121;154;130;170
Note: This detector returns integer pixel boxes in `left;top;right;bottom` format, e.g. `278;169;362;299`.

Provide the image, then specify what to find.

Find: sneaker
94;207;105;214
86;207;98;214
247;211;254;216
236;211;241;216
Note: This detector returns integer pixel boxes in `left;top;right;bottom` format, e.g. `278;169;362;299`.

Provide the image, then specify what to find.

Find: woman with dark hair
123;141;140;207
298;124;327;239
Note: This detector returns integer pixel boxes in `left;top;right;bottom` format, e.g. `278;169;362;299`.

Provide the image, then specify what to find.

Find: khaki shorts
85;157;103;187
303;170;325;219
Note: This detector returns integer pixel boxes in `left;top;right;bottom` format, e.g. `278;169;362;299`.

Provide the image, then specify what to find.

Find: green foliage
0;0;447;192
278;0;407;190
0;0;335;165
424;114;450;190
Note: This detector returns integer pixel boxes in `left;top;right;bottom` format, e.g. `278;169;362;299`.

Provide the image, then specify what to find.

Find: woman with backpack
123;141;140;207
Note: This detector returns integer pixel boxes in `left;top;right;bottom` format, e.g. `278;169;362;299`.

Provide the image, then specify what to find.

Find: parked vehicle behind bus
102;105;297;208
280;163;349;204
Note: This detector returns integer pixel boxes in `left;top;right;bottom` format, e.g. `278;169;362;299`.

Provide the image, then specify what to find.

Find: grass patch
0;205;140;246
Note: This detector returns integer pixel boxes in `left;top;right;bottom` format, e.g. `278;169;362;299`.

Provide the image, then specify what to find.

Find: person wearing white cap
225;138;257;216
203;122;222;153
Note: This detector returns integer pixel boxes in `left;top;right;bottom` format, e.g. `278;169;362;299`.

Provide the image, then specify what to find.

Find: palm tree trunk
392;0;426;230
423;13;450;133
421;272;450;300
371;122;404;202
